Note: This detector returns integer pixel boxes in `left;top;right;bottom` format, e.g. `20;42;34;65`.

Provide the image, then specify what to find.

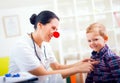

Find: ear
37;22;43;29
104;36;108;41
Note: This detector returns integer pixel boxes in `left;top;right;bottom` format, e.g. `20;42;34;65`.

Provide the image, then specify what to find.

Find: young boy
85;23;120;83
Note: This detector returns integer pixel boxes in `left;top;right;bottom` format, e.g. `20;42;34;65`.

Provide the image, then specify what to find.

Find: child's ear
104;36;108;41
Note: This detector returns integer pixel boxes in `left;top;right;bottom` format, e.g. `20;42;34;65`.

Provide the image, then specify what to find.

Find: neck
31;32;42;47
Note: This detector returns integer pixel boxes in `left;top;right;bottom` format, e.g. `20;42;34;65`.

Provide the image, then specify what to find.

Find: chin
44;37;51;42
93;49;98;52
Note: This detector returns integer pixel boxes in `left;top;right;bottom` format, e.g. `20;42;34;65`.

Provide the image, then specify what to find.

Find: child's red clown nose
53;31;60;38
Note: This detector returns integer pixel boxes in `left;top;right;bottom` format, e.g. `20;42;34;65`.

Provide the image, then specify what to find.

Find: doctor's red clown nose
53;31;60;38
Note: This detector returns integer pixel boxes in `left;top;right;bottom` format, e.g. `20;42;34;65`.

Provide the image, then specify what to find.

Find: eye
93;38;98;41
52;26;57;30
88;40;91;42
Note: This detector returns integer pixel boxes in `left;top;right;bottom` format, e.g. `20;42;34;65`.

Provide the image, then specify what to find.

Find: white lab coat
9;34;57;73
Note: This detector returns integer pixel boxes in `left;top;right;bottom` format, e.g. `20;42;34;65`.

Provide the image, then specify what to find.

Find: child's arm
108;55;120;81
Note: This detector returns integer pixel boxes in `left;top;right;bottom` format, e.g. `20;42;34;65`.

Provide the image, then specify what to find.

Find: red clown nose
53;31;60;38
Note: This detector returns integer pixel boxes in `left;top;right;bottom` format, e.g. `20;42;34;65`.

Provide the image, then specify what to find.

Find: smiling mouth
48;35;52;39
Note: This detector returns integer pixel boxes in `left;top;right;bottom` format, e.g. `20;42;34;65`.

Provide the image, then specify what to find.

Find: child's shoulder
104;49;120;60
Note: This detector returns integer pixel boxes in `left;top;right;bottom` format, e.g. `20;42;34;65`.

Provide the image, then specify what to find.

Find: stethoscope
30;31;60;61
30;31;60;69
31;33;47;64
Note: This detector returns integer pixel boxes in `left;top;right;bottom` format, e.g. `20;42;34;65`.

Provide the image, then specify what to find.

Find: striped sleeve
108;55;120;81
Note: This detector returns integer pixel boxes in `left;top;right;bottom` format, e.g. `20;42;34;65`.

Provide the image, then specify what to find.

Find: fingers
82;62;94;73
89;59;95;62
90;60;100;65
86;60;99;73
87;60;99;72
82;58;96;62
78;60;99;73
88;63;94;72
82;58;91;62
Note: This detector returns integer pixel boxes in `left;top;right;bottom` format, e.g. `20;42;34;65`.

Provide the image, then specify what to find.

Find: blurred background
0;0;120;82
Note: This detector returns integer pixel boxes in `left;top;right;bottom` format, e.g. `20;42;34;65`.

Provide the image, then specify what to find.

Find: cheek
89;45;93;48
47;28;52;34
88;43;93;48
96;41;105;48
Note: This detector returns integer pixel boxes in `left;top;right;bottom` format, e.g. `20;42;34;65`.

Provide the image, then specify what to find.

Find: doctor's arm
29;59;97;78
50;58;98;70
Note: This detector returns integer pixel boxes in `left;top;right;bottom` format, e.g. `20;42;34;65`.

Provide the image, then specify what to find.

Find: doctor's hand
75;61;93;73
75;58;99;73
81;58;99;65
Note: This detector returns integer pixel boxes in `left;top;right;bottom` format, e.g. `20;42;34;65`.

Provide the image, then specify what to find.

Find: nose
53;31;60;38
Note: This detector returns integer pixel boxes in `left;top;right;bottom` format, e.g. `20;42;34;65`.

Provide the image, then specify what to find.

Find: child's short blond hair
86;22;108;39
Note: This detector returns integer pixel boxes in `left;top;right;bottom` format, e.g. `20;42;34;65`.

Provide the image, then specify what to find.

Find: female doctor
9;10;98;78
